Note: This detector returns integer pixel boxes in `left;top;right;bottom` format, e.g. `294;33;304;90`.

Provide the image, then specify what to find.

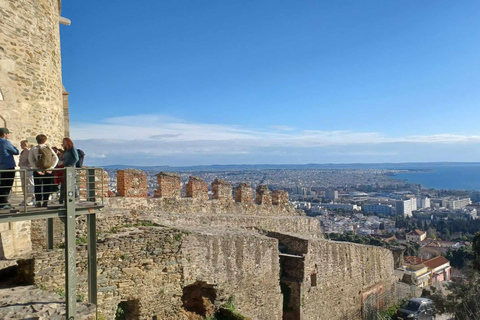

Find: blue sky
61;0;480;166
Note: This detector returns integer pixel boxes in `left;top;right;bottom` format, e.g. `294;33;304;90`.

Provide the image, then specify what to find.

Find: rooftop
424;256;450;269
407;229;426;236
404;256;428;265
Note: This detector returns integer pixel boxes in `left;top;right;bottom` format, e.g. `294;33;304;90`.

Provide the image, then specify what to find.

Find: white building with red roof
424;256;451;284
406;229;427;242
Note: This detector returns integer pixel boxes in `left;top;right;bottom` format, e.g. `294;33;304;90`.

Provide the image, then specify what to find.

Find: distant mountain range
101;162;480;172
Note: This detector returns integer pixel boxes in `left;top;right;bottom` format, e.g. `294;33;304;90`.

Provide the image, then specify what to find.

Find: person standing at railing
59;138;79;203
0;128;19;210
18;140;35;206
28;134;59;208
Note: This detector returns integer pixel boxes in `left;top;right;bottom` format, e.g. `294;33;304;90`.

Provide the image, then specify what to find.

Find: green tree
432;273;480;320
401;241;420;256
430;232;480;319
445;246;475;269
473;232;480;271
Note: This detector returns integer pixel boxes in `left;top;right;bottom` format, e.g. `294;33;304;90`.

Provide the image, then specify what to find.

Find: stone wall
77;168;109;199
301;240;396;320
151;213;323;237
182;227;283;320
0;220;31;259
104;196;298;216
235;183;254;204
30;208;319;253
108;170;297;217
22;226;283;320
185;176;208;200
272;190;289;206
155;172;181;198
269;232;397;320
0;0;66;148
117;169;147;198
211;178;233;201
256;185;272;205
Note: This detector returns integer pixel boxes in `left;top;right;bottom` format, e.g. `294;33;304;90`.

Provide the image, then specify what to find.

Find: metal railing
0;167;104;320
1;167;105;212
363;284;421;320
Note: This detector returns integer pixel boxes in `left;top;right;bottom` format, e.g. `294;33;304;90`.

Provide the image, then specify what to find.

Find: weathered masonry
0;0;69;148
20;168;398;320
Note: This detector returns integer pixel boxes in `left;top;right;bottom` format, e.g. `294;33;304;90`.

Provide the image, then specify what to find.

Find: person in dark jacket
0;128;19;210
62;138;79;168
59;138;79;203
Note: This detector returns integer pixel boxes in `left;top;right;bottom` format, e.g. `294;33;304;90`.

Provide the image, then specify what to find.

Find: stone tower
0;0;68;148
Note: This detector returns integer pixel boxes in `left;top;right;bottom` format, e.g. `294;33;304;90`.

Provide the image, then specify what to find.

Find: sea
392;163;480;191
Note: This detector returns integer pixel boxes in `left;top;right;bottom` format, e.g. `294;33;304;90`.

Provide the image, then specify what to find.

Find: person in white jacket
18;140;35;206
28;134;59;208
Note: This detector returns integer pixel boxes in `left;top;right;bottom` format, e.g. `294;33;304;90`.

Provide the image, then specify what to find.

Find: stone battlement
112;169;296;216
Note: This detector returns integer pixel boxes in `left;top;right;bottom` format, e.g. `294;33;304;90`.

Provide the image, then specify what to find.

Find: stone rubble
0;285;95;320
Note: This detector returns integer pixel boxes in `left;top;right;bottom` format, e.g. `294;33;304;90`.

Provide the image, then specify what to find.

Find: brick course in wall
77;169;109;199
272;190;289;206
185;176;208;200
255;185;272;205
155;172;181;198
211;178;232;201
117;169;147;198
235;183;254;204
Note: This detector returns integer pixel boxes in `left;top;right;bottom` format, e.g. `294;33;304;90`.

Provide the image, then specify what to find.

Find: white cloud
70;114;480;165
270;125;296;131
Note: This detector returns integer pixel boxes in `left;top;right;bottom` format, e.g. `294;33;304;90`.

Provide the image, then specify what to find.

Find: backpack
76;149;85;168
36;146;56;169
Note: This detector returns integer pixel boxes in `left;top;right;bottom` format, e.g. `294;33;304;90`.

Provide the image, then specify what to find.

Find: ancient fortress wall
22;167;397;320
302;240;397;320
30;170;321;252
181;227;283;320
30;206;321;252
0;0;66;148
21;226;283;320
270;233;397;320
112;169;298;216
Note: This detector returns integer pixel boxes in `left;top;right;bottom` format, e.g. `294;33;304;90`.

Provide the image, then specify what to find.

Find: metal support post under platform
65;167;77;320
87;213;97;306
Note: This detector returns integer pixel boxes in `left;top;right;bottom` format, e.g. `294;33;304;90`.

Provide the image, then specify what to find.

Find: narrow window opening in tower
311;273;317;287
0;89;4;101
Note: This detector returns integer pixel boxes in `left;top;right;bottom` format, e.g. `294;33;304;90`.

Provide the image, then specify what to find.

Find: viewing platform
0;167;105;320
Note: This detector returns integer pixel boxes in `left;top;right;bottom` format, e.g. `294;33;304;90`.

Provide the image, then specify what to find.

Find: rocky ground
0;285;95;320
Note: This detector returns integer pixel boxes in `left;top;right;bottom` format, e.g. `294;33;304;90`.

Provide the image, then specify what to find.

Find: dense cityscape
105;167;480;243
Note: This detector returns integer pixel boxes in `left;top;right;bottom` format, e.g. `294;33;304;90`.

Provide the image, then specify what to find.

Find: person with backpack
0;128;19;210
76;148;85;168
28;134;59;208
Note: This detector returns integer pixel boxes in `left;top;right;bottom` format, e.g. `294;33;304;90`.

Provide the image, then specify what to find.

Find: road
436;314;454;320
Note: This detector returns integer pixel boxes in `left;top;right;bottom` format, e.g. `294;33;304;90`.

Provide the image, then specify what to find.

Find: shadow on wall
115;299;140;320
182;281;217;318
